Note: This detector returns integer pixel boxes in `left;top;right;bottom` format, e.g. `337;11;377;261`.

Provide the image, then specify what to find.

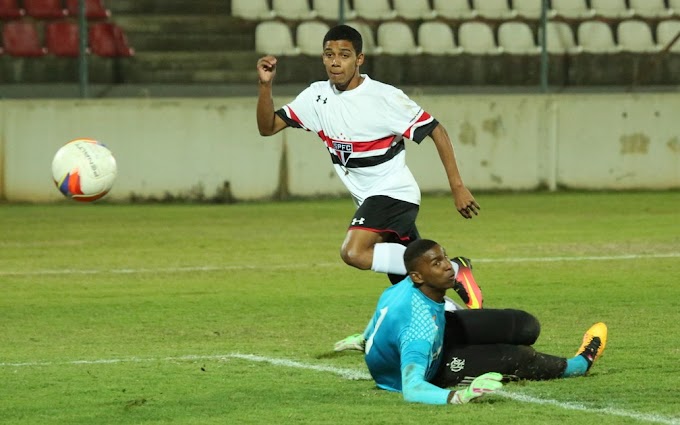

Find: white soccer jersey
276;75;438;206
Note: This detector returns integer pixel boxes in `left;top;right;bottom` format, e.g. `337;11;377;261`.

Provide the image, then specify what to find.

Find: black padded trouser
432;309;567;387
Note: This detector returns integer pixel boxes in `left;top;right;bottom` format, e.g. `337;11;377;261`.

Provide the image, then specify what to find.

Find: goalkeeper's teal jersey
363;278;450;405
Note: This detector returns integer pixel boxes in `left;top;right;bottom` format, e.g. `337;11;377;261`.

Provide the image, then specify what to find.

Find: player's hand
257;55;278;85
450;372;503;404
453;186;480;219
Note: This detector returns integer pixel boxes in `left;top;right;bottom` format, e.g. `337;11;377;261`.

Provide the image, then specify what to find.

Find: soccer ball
51;138;117;202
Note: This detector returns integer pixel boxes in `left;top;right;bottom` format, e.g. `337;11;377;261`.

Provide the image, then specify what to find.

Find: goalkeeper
363;239;608;405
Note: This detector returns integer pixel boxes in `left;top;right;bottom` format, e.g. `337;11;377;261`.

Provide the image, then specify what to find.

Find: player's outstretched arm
256;55;287;136
429;124;480;219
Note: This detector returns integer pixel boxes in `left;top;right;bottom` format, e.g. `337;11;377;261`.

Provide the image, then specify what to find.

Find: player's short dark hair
404;239;438;273
323;24;363;54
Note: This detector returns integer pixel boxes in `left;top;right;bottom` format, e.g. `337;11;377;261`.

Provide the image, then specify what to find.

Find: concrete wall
1;92;678;202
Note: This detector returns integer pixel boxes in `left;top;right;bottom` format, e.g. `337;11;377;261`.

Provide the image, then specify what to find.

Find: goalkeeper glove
450;372;503;404
451;256;483;309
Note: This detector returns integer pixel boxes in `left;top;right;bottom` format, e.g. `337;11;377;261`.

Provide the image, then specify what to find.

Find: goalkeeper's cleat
334;333;366;352
575;322;608;370
450;372;503;404
451;256;483;309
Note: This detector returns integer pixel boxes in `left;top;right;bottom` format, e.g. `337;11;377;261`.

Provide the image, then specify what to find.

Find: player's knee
512;310;541;345
340;246;370;270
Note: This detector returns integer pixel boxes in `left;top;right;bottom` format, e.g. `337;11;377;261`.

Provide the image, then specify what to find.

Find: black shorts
349;195;420;244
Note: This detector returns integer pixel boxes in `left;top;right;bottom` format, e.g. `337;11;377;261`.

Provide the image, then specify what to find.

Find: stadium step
108;0;230;15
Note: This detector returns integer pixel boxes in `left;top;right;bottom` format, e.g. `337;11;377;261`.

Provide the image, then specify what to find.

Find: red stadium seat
65;0;110;19
0;0;26;19
89;22;134;57
46;21;83;56
2;20;48;56
24;0;68;19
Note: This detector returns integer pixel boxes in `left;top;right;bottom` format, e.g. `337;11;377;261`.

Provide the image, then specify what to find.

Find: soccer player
256;24;482;348
363;239;608;405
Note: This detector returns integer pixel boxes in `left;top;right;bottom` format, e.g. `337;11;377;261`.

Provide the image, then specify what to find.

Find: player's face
322;40;364;91
411;245;456;298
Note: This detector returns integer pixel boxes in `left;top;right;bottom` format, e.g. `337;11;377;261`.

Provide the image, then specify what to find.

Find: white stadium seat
432;0;478;19
297;21;330;55
353;0;397;20
255;21;300;55
458;21;503;55
618;20;660;53
418;21;463;55
498;21;540;55
513;0;557;19
543;21;582;54
312;0;356;20
591;0;634;18
377;21;422;55
577;21;621;53
231;0;275;20
393;0;436;20
657;20;680;52
272;0;317;20
472;0;518;19
628;0;673;18
552;0;596;18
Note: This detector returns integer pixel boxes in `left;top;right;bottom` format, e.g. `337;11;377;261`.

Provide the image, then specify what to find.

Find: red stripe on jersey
318;131;397;153
284;106;307;130
403;110;433;139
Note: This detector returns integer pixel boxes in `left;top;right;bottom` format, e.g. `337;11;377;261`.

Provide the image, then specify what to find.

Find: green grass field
1;192;679;425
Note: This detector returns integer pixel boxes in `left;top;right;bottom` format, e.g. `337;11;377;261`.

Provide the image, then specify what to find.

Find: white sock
371;243;407;275
450;260;459;277
444;296;464;312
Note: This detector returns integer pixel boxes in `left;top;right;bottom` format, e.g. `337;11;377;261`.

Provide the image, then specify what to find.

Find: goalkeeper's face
411;245;457;295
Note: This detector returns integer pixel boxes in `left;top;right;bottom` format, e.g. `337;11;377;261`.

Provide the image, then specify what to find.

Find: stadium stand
231;0;274;21
296;20;329;55
669;0;680;13
65;0;110;19
24;0;68;19
432;0;478;19
472;0;518;19
89;22;134;57
393;0;436;20
45;20;81;56
255;20;300;55
2;20;47;56
577;20;621;53
353;0;396;20
0;0;25;19
551;0;596;18
418;21;463;55
544;21;583;54
312;0;355;21
591;0;635;18
657;20;680;51
617;20;660;52
513;0;555;19
272;0;317;21
458;21;503;54
498;21;540;54
376;21;422;55
628;0;674;18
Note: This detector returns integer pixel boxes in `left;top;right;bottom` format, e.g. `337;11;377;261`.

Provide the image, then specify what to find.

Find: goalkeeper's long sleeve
401;363;451;405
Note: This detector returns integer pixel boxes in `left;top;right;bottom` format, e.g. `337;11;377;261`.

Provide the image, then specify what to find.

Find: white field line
1;353;678;425
2;253;679;277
